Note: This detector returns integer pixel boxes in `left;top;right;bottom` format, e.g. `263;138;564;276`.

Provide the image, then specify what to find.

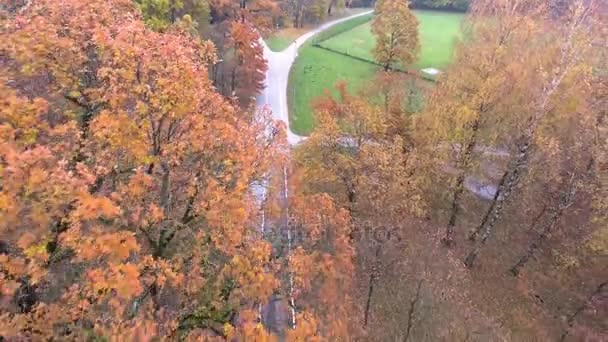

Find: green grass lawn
289;41;381;135
266;36;293;52
265;8;373;52
289;10;464;135
320;10;464;69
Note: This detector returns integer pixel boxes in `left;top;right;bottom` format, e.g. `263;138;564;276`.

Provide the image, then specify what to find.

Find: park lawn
288;41;381;135
265;8;373;52
320;10;465;69
289;10;464;135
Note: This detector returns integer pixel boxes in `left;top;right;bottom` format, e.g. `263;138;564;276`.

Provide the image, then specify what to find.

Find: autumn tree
464;0;599;268
287;0;606;339
135;0;211;34
417;0;547;247
372;0;420;71
0;0;282;338
296;82;385;210
134;0;275;109
406;0;607;340
296;82;424;215
205;0;273;108
294;82;426;335
257;161;357;339
286;180;358;339
225;21;268;107
366;71;423;142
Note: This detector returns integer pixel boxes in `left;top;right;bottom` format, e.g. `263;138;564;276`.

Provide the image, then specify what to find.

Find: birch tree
465;0;599;267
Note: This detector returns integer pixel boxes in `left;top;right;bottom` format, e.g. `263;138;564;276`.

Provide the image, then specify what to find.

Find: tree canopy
372;0;420;71
1;0;606;340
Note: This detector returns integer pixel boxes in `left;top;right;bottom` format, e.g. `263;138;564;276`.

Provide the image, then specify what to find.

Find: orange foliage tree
226;21;269;107
262;165;358;340
294;82;425;336
0;0;282;339
287;188;356;339
207;0;273;108
372;0;419;71
296;82;424;218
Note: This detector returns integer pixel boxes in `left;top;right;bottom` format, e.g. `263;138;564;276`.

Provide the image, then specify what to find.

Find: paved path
256;10;374;145
254;12;373;336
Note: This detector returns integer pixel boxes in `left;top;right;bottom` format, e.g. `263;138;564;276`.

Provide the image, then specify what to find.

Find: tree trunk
443;174;465;246
231;65;237;96
363;268;376;327
295;0;304;28
160;162;171;213
170;0;177;23
403;279;424;342
468;140;531;241
443;118;481;247
383;92;389;114
464;7;582;268
560;281;608;341
363;245;381;327
510;174;577;276
182;176;200;224
154;163;181;258
282;167;297;330
464;143;530;268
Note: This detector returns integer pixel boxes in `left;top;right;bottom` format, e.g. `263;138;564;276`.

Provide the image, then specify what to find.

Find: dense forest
0;0;606;340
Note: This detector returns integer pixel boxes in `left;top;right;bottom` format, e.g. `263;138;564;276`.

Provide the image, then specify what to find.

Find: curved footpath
256;10;374;145
254;13;371;333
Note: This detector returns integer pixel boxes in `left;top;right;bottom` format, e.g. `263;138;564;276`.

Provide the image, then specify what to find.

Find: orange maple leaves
226;21;268;106
0;0;282;339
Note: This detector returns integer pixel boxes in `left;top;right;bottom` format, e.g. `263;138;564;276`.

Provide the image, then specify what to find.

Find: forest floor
288;10;464;135
356;185;601;341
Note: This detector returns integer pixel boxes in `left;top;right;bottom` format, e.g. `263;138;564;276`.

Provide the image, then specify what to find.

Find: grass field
320;10;465;69
289;10;464;135
265;8;372;52
289;41;381;134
